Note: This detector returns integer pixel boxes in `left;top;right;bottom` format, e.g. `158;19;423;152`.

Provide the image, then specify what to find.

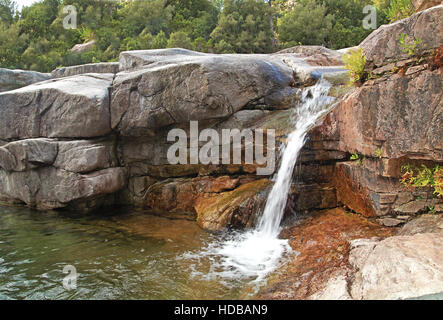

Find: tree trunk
269;0;277;51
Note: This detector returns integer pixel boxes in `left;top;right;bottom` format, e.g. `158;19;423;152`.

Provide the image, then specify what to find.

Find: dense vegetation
0;0;406;72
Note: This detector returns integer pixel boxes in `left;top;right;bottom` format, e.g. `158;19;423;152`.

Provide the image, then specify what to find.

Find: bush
342;47;367;85
386;0;414;22
401;164;443;198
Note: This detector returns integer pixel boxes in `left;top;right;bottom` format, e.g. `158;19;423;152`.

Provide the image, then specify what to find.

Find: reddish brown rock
194;179;271;231
258;208;394;300
360;5;443;67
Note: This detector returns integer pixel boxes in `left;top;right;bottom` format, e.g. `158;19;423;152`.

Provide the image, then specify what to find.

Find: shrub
342;48;367;85
401;164;443;198
386;0;414;23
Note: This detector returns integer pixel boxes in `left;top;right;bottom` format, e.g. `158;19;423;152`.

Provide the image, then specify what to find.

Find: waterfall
184;78;336;283
256;79;335;238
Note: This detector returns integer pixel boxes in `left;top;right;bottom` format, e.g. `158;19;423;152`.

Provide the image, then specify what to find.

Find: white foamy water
182;79;336;285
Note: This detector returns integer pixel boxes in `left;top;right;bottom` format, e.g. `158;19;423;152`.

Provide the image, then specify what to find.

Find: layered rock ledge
0;45;350;229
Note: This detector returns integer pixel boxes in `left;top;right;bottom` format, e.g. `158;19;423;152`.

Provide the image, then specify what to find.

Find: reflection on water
0;205;261;300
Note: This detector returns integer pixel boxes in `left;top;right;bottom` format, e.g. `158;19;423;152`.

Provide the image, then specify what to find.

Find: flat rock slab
112;49;297;135
0;73;114;140
51;62;119;78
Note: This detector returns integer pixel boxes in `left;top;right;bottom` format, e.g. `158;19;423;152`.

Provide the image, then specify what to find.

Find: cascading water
257;78;336;238
182;78;337;284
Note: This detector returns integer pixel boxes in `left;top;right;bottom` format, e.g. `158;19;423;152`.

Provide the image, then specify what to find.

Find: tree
0;0;17;24
319;0;374;49
167;31;194;49
20;0;60;40
211;0;274;53
0;21;28;68
277;0;334;47
152;30;168;48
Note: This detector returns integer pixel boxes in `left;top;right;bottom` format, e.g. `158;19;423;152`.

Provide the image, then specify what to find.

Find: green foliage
375;148;382;158
210;0;274;53
167;31;193;50
350;152;363;165
277;0;333;47
152;31;168;49
0;0;17;24
398;33;422;56
0;0;389;72
278;0;374;50
0;21;28;68
385;0;414;22
79;26;94;43
401;164;443;198
342;48;367;85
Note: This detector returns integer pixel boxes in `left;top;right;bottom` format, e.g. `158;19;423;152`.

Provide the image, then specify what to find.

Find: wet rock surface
257;208;395;300
259;211;443;300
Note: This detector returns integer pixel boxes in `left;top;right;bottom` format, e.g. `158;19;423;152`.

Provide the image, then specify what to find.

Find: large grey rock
0;138;58;171
0;166;126;210
111;49;295;136
0;68;51;92
71;40;96;54
0;73;114;140
360;5;443;67
51;62;119;78
0;138;117;174
350;232;443;300
54;139;117;173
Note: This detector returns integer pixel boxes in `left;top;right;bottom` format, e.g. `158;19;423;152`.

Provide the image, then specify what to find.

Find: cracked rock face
0;73;114;140
360;5;443;68
0;138;124;210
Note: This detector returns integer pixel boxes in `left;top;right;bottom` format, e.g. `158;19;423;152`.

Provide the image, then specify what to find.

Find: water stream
185;79;336;286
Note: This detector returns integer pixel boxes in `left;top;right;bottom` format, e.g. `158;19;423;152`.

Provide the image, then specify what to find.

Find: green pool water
0;205;260;300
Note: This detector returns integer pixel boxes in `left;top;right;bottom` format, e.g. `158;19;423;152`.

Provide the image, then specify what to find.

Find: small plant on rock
398;33;422;57
400;164;443;198
350;152;364;165
342;48;367;86
375;148;382;159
